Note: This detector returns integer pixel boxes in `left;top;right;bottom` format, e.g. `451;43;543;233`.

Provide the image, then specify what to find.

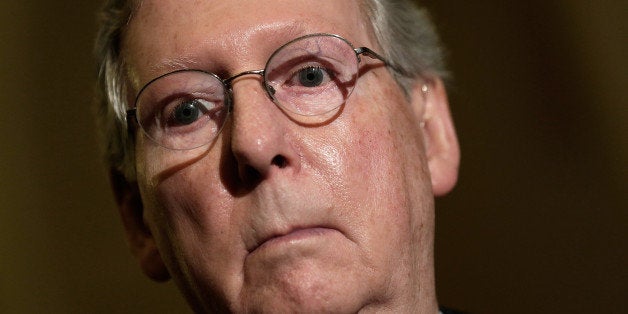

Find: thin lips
248;225;335;253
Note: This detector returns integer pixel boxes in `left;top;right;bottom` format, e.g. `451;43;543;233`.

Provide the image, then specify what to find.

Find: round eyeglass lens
264;34;359;116
135;70;228;150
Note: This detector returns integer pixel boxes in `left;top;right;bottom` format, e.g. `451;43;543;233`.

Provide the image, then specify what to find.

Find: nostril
271;155;288;168
241;165;261;184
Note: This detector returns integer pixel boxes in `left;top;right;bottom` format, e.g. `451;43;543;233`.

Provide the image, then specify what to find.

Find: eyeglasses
127;33;391;150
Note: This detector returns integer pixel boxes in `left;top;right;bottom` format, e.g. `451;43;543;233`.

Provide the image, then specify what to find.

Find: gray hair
94;0;447;180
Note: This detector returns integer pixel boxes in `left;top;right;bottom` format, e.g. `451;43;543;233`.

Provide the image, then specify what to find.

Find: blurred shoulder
440;307;469;314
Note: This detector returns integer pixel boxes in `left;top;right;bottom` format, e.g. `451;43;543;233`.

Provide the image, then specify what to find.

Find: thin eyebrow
149;56;201;77
141;23;311;86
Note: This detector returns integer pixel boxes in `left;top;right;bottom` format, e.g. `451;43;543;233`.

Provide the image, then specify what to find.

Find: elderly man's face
120;0;458;312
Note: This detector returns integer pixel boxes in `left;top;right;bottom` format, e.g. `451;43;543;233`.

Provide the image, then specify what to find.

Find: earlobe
110;170;170;282
410;78;460;196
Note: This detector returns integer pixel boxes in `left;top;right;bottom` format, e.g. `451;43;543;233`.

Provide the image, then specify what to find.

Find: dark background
1;1;625;313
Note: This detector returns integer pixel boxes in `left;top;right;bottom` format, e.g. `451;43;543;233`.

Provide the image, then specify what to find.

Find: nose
227;75;300;184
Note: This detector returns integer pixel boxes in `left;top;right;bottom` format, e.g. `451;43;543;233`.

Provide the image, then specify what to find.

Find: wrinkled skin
116;0;459;313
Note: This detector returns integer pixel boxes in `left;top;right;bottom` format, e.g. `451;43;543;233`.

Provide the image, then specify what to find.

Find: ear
110;169;170;281
410;78;460;196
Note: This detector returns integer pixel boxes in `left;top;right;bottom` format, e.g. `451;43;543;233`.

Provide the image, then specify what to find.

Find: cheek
135;139;246;288
347;126;413;223
342;88;420;199
138;145;236;249
332;83;430;255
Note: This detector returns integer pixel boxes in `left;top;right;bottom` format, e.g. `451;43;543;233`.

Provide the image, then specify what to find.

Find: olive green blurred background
1;1;625;313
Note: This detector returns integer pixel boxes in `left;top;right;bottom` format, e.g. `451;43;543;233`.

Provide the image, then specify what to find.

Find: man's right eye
171;100;202;125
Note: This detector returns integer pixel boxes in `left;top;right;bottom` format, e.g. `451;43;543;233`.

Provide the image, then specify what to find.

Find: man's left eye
290;66;333;87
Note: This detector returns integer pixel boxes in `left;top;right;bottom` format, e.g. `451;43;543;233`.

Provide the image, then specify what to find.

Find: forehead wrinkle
226;21;306;52
203;20;309;75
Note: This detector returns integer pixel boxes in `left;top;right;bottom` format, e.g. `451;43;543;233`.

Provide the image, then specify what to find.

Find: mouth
248;226;338;254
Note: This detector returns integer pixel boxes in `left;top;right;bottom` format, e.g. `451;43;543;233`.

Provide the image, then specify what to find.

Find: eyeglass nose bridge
223;69;277;112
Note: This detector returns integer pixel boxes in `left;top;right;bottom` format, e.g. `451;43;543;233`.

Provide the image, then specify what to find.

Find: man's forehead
123;0;372;86
125;0;369;49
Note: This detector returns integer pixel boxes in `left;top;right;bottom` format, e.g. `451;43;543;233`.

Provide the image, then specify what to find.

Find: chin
237;251;373;313
240;283;365;314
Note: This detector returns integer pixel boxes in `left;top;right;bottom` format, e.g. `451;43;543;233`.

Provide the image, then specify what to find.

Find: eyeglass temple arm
126;108;137;119
355;47;406;75
126;109;137;130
